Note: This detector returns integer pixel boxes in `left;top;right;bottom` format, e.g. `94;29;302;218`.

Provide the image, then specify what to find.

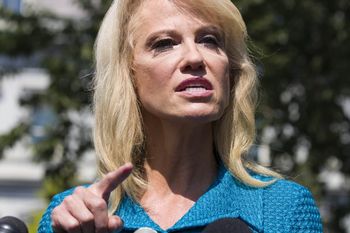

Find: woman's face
133;0;230;124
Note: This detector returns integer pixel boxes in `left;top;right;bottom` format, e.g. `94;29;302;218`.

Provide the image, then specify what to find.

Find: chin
180;109;224;124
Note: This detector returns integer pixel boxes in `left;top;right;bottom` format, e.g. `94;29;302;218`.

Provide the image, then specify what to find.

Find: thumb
108;215;124;232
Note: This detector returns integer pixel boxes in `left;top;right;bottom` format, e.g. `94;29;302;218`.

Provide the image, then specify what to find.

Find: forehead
136;0;215;32
134;0;214;39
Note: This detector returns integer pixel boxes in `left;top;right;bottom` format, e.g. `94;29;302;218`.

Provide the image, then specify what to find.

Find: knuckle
103;174;118;188
73;186;86;195
51;206;63;219
63;195;75;205
80;213;94;224
104;174;114;183
93;198;107;210
61;195;83;213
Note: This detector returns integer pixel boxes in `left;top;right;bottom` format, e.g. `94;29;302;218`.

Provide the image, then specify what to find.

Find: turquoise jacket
38;165;323;233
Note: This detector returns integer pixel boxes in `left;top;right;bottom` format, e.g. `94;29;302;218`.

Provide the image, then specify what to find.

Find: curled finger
51;206;81;233
64;191;95;233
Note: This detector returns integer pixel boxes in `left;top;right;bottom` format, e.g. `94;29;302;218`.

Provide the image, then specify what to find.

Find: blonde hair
93;0;282;212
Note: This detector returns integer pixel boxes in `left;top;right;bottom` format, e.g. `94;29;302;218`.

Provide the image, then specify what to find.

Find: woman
38;0;323;232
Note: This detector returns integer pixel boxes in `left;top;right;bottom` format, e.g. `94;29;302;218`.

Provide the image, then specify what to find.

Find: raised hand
51;163;133;233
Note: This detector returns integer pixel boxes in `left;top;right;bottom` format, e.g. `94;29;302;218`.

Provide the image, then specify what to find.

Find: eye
151;38;177;52
199;35;221;49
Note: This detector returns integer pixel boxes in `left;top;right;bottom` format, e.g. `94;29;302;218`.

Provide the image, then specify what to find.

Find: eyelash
199;35;220;49
150;34;221;53
151;38;177;52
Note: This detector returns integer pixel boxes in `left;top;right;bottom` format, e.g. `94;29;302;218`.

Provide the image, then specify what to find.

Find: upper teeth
185;87;206;92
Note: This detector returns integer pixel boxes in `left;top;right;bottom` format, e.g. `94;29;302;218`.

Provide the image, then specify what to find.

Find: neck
142;116;218;200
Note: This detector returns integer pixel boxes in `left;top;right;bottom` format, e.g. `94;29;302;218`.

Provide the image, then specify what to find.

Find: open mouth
175;78;213;92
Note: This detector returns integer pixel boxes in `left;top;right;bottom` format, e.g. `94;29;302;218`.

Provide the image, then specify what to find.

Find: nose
179;42;205;72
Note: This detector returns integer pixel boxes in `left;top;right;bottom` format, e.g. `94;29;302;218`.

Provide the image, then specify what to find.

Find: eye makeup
143;24;225;55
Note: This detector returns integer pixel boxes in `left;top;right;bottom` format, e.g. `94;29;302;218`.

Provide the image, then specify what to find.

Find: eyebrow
196;25;225;47
197;25;223;37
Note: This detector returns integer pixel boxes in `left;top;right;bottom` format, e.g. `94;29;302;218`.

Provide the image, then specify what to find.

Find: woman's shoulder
223;166;316;203
263;176;314;199
247;172;314;196
249;173;320;213
221;169;323;232
257;176;323;232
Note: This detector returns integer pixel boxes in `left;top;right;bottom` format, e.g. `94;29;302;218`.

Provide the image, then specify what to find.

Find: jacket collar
116;165;264;232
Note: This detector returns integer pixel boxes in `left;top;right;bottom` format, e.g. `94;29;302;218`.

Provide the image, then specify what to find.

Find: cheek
220;73;231;110
133;62;169;104
134;55;178;90
216;58;231;99
218;62;231;111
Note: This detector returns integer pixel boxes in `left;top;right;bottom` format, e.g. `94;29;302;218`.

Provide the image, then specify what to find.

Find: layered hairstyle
93;0;281;211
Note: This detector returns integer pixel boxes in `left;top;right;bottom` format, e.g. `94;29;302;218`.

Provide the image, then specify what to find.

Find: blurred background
0;0;349;232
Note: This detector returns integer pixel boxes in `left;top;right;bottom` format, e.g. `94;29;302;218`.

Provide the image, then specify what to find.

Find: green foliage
0;8;53;56
235;0;350;232
0;0;113;198
0;123;29;158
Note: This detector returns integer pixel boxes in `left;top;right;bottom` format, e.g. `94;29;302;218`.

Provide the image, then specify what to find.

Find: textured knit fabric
38;165;323;233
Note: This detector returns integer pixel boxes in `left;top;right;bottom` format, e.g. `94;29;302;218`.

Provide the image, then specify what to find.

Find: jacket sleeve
289;187;323;232
37;189;75;233
263;180;323;233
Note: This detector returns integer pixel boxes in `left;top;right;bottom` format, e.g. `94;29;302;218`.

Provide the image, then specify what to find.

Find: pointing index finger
90;163;133;201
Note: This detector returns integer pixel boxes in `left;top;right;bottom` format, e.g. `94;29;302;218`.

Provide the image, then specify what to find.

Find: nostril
181;62;205;75
189;61;204;70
